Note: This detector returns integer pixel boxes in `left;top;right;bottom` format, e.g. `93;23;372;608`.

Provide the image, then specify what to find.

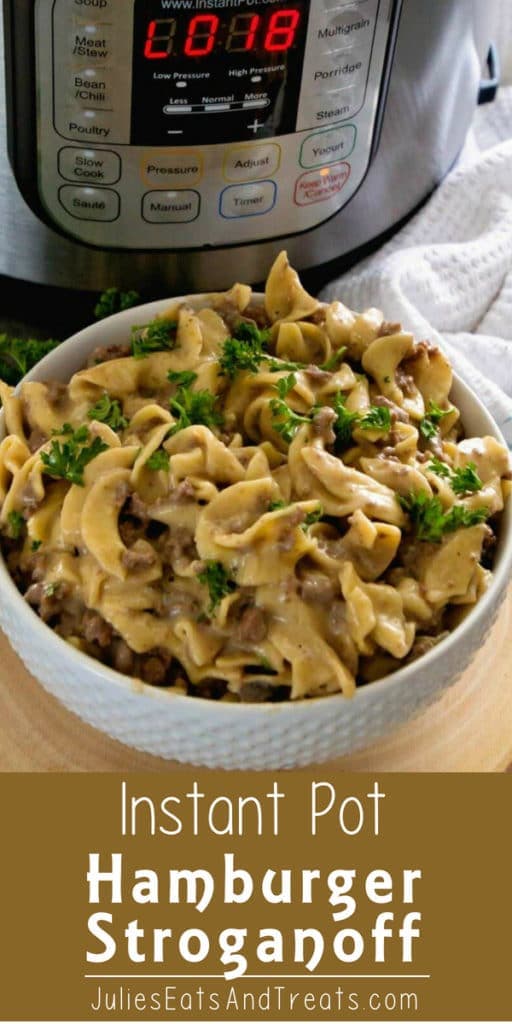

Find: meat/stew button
294;162;351;206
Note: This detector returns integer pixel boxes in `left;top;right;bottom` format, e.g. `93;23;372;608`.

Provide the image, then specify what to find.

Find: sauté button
58;184;120;220
142;190;200;223
294;162;351;206
223;144;281;183
58;146;121;184
300;125;356;169
219;181;277;218
141;152;202;189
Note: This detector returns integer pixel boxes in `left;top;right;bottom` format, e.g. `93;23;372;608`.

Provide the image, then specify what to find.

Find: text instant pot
86;781;422;979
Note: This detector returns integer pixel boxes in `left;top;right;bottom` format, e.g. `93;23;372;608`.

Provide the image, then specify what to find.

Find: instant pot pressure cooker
0;0;500;292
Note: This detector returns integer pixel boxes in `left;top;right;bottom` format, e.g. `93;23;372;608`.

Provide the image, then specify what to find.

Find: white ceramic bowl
1;298;511;769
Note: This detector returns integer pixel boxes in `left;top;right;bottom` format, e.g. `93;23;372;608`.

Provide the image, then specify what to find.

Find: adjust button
300;125;356;169
219;181;277;219
58;185;120;221
142;152;202;189
223;143;281;183
58;146;121;185
142;190;201;223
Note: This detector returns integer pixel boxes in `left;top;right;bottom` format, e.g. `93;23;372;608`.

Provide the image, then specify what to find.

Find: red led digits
264;9;301;52
144;18;177;59
184;14;220;57
226;13;260;53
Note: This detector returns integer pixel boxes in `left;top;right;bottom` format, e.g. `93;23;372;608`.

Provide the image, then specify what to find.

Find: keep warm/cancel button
294;162;351;206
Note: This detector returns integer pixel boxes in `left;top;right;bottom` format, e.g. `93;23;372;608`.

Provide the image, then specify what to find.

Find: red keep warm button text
294;161;351;206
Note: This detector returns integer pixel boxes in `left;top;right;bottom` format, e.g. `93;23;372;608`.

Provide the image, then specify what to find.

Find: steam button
58;185;120;221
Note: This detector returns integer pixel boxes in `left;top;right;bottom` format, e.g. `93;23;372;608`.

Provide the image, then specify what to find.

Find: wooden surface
0;593;511;772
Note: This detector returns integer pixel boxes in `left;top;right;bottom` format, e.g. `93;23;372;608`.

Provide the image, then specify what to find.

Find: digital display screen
143;10;302;59
131;1;309;146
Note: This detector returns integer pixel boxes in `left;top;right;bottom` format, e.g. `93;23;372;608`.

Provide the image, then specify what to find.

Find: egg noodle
0;253;510;701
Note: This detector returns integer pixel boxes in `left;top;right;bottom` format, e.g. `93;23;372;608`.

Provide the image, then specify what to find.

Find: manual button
58;146;121;184
223;143;281;183
142;190;200;224
58;184;120;221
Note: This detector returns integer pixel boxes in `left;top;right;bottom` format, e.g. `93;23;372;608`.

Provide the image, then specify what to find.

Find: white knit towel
320;86;512;449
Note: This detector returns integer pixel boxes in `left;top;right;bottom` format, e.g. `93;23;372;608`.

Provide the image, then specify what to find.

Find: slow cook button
223;143;281;183
219;181;277;219
294;162;351;206
142;190;201;223
142;152;203;188
58;146;121;184
58;184;120;220
300;124;356;168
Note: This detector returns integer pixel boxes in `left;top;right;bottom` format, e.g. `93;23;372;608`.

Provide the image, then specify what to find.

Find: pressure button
58;185;120;221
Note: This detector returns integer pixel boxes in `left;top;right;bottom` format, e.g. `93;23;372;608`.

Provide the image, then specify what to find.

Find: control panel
34;0;395;250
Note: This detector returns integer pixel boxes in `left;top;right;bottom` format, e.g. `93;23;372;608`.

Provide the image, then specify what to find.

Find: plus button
248;118;263;134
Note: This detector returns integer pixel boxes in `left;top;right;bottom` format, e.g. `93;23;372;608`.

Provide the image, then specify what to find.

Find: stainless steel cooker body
0;0;499;292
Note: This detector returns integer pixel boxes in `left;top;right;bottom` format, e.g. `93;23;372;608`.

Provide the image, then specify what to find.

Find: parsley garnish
427;457;483;495
420;401;452;440
88;393;128;432
0;335;61;387
94;288;140;320
131;319;178;359
359;405;392;432
268;500;289;512
7;510;25;539
269;387;312;443
198;561;236;614
318;348;347;372
332;393;360;451
146;449;170;471
302;505;323;531
168;370;198;388
31;540;42;552
219;322;302;378
398;491;488;543
169;383;223;434
40;426;108;486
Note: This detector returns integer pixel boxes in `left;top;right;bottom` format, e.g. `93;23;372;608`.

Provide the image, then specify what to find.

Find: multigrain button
142;151;202;188
58;146;121;184
58;184;120;220
300;125;356;168
223;143;281;183
142;190;200;223
219;180;277;218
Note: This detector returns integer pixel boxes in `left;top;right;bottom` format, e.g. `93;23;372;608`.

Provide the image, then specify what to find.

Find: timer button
223;144;281;184
219;181;277;219
142;190;201;224
58;146;121;185
58;184;120;221
141;152;203;189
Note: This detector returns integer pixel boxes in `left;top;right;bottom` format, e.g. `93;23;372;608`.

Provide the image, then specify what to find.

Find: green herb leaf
0;335;61;387
318;347;347;372
332;393;360;451
131;319;178;359
31;540;42;552
420;401;452;440
359;405;392;432
398;491;489;543
167;370;198;388
276;373;297;399
198;561;236;614
302;505;324;531
427;456;452;478
269;397;312;444
7;510;25;540
40;427;108;486
169;384;223;435
268;500;289;512
88;393;128;432
451;462;483;495
219;322;272;378
94;288;140;320
146;448;170;472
